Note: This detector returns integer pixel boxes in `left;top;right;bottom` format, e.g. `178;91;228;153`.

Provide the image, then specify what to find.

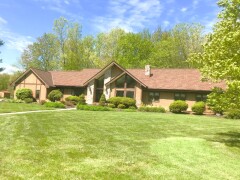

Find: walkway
0;108;76;116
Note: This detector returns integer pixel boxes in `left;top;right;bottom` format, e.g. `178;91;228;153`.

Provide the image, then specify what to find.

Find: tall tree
0;39;4;72
188;0;240;110
53;17;68;67
150;23;204;68
20;33;59;70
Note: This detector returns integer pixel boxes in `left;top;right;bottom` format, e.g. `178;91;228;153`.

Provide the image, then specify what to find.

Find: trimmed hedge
192;101;205;115
24;98;34;103
107;97;136;108
117;104;126;109
78;94;86;105
65;95;80;105
48;90;63;102
138;106;166;113
77;104;111;111
226;109;240;119
108;103;115;108
44;102;65;108
16;88;33;100
169;100;188;113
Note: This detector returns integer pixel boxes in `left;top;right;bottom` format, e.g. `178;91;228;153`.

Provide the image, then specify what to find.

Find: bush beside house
169;100;188;113
192;101;205;115
16;88;33;100
48;90;63;102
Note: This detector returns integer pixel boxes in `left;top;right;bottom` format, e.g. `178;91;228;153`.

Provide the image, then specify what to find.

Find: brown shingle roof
50;69;100;86
127;69;226;91
31;68;54;87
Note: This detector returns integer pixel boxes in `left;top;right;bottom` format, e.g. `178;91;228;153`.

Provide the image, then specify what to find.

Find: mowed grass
0;102;54;113
0;111;240;179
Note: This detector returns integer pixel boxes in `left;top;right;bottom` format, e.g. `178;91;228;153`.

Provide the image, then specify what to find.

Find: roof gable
83;61;147;87
11;68;53;88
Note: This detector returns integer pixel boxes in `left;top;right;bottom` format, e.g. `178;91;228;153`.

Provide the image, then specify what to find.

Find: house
0;90;10;99
11;61;225;110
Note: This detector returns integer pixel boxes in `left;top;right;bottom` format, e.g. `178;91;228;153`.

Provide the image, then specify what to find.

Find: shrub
226;109;240;119
107;97;136;108
138;106;166;113
64;101;75;107
99;94;107;106
77;104;111;111
78;94;86;105
65;96;80;104
117;104;126;109
169;100;188;113
40;100;46;105
48;90;63;102
24;98;33;103
129;106;137;110
108;103;115;108
192;101;205;115
6;99;25;103
206;87;225;115
44;102;65;108
16;88;33;100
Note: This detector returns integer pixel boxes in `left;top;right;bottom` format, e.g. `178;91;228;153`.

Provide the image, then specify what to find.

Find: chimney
145;65;151;76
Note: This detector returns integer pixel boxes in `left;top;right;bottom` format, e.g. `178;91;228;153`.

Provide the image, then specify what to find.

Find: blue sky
0;0;220;73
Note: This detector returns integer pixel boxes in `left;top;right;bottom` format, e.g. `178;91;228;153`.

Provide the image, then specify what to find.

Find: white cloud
0;28;33;52
193;0;199;9
163;20;170;28
35;0;81;20
93;0;162;32
180;7;187;12
0;17;7;25
0;63;22;74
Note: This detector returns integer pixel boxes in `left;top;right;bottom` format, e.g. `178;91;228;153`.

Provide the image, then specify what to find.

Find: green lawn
0;111;240;179
0;102;54;113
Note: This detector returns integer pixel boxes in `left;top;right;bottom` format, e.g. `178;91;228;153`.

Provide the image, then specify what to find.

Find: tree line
19;18;205;70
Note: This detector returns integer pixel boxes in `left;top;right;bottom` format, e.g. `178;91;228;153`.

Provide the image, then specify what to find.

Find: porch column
103;69;111;99
135;83;142;107
86;80;94;104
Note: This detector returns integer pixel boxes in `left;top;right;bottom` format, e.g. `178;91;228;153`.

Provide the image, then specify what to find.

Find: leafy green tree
0;39;4;72
188;0;240;111
20;33;59;70
53;17;68;67
0;73;10;91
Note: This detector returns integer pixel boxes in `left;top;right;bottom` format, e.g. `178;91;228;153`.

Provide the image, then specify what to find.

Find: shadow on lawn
210;131;240;148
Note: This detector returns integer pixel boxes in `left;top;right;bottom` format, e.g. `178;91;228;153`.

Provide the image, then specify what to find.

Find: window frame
174;92;186;101
148;91;160;102
36;90;40;99
115;74;135;98
195;94;207;102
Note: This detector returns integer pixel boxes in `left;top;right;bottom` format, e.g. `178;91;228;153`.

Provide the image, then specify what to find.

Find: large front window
95;76;104;102
174;92;186;101
115;75;135;98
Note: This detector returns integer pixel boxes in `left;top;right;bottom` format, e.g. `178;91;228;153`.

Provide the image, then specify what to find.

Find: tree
0;39;4;72
188;0;240;111
53;17;68;67
150;23;204;68
20;33;59;70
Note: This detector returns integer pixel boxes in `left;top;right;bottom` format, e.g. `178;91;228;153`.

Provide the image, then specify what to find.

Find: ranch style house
11;61;225;110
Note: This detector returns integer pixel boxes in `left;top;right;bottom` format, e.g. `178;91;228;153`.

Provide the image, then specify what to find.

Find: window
174;92;186;100
149;92;160;102
196;94;207;102
96;76;104;88
116;91;124;97
115;74;136;98
116;76;125;88
126;91;134;98
126;75;135;88
95;89;103;102
36;90;40;99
